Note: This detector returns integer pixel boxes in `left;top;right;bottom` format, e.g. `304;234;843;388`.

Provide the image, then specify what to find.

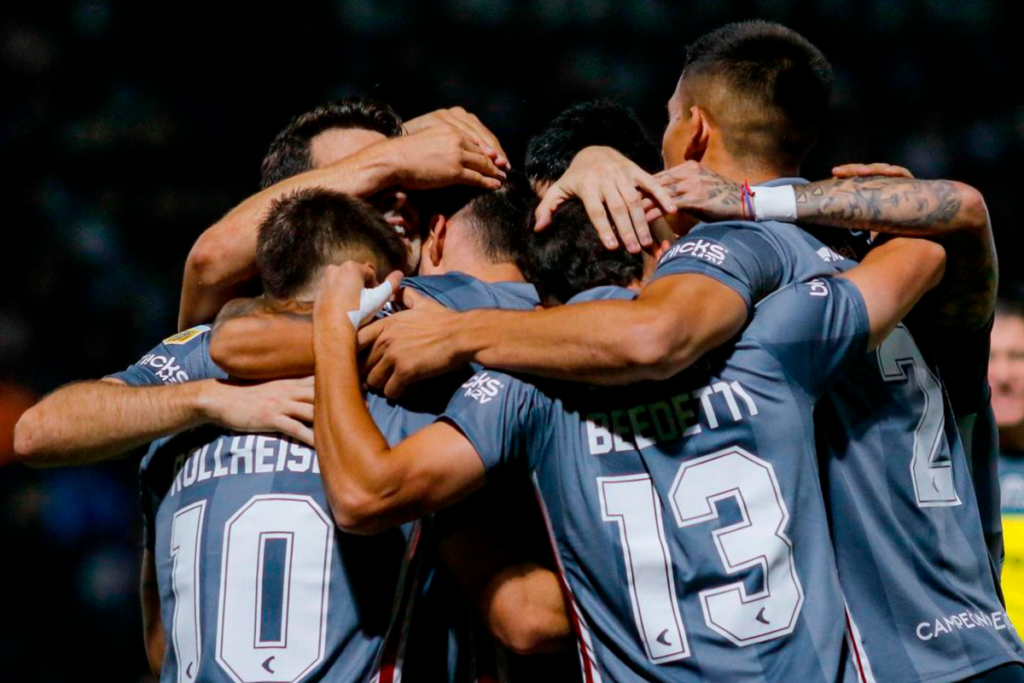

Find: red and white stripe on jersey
371;521;424;683
845;601;878;683
531;473;604;683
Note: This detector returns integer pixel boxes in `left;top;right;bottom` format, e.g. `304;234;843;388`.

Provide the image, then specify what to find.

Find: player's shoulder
749;277;865;341
1001;455;1024;513
107;324;222;386
401;273;539;312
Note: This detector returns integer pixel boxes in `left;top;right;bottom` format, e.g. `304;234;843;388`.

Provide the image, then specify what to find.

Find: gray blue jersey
441;280;870;683
653;190;1023;682
111;274;541;683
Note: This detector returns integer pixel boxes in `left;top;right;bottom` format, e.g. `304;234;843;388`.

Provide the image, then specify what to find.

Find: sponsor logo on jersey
138;354;189;383
915;609;1017;641
660;238;729;266
816;246;845;263
461;372;504;404
164;326;208;345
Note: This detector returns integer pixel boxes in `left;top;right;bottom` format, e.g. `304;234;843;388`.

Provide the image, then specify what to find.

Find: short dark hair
421;170;538;266
525;100;663;182
257;188;408;299
260;96;403;189
997;296;1024;321
680;20;833;169
523;198;644;304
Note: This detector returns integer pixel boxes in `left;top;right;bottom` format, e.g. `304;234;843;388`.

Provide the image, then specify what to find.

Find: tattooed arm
648;161;996;330
209;298;316;379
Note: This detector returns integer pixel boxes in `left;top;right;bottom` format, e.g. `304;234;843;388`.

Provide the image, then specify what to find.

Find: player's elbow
12;406;56;468
327;485;392;535
953;182;989;233
623;316;696;382
209;322;261;378
186;228;237;291
491;609;570;655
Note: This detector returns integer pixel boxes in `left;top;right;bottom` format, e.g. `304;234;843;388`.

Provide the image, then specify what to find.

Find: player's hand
314;262;403;334
404;106;510;169
535;146;677;254
643;161;745;224
358;288;463;398
200;376;316;446
832;163;915;179
387;124;506;191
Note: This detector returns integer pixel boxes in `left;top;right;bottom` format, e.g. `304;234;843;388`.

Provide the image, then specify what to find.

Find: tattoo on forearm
793;177;962;232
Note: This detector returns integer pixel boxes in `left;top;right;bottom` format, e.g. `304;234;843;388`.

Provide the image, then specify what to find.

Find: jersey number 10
169;494;333;683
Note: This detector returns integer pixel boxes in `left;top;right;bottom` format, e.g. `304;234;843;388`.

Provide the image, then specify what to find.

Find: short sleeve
651;222;786;312
107;325;226;386
440;370;549;473
750;277;871;398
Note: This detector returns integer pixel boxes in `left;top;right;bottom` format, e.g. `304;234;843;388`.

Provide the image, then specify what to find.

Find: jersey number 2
169;494;333;683
599;446;804;664
877;326;960;507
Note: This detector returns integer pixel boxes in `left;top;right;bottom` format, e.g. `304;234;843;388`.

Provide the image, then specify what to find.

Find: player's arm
438;520;571;654
140;549;164;677
313;263;489;533
13;376;315;467
360;271;747;398
209;298;315;379
840;237;947;349
179;126;505;331
653;162;996;330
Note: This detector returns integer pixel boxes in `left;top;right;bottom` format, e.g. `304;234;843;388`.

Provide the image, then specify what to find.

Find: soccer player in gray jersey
360;24;1017;682
307;192;946;683
209;174;578;682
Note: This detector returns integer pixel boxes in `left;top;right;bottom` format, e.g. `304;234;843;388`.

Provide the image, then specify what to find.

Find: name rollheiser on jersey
168;435;319;496
585;380;759;455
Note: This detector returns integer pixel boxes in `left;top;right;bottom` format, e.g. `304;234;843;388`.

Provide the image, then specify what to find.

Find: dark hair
421;170;538;266
680;20;833;169
525;100;663;182
259;95;403;189
257;188;408;299
997;297;1024;321
523;198;644;304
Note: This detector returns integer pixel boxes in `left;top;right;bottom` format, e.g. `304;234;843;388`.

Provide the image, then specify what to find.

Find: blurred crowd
2;1;1021;680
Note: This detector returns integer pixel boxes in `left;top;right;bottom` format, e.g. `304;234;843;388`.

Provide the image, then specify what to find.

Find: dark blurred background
0;1;1019;680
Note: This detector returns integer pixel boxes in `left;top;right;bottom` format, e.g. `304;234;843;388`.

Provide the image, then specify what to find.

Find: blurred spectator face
309;127;422;267
990;311;1024;427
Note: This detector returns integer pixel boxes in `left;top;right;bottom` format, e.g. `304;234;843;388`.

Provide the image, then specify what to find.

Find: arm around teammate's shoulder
840;237;947;350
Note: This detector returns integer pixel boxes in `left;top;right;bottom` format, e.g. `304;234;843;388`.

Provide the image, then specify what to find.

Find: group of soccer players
13;19;1024;683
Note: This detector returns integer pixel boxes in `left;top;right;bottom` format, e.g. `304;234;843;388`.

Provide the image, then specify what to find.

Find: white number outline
215;494;333;683
876;325;961;508
170;501;206;683
598;474;689;663
600;445;805;664
670;446;803;646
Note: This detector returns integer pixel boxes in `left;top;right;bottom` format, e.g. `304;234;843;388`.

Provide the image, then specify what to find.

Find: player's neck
701;145;798;187
1000;421;1024;454
441;255;525;284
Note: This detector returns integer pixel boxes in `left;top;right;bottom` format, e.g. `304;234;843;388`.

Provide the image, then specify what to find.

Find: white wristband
347;281;394;329
752;185;798;222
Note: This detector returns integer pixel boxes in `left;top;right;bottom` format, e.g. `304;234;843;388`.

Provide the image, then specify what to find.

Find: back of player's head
525;100;662;183
523;198;645;304
260;95;403;189
680;20;833;169
257;188;408;299
422;170;537;265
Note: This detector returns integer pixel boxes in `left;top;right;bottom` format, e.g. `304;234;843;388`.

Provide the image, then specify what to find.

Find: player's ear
685;105;711;162
426;214;447;268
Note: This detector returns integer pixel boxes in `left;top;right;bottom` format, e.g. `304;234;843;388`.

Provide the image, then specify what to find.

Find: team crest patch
164;326;208;345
